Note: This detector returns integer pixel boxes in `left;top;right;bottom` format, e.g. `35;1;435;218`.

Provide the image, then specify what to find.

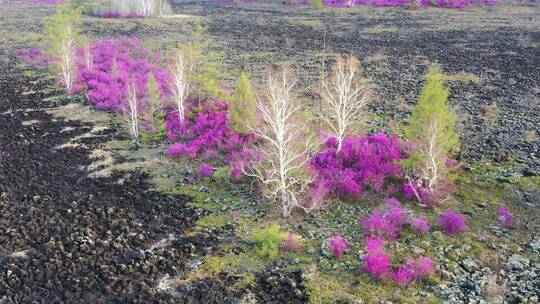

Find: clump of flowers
362;235;435;287
438;209;468;235
73;38;170;111
165;99;255;170
361;197;408;240
409;215;430;235
498;205;513;228
328;235;348;259
362;236;392;280
282;232;303;253
198;163;215;178
17;47;50;68
310;133;405;201
393;256;435;288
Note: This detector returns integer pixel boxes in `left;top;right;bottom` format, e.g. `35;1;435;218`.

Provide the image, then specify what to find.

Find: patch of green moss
195;214;230;230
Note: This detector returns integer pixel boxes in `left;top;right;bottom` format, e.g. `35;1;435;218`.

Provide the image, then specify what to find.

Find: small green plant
140;74;166;142
252;224;286;261
310;0;323;10
195;214;229;230
44;3;84;92
229;71;256;134
202;255;225;276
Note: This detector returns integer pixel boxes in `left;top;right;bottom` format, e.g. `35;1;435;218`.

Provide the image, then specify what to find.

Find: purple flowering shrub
310;133;405;201
362;236;392;279
409;215;431;235
199;163;215;178
329;235;348;259
361;197;434;239
498;205;513;228
73;38;170;111
438;209;468;235
17;47;51;68
361;197;408;239
362;236;434;286
165;98;256;174
393;256;435;287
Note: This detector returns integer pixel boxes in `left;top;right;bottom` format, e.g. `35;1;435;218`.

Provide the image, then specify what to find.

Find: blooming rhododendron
329;235;348;259
394;256;435;288
362;237;391;279
409;215;430;235
74;38;170;111
18;47;50;68
165;98;256;177
361;197;408;239
198;163;215;178
498;205;513;228
393;265;416;288
310;133;405;201
438;209;468;235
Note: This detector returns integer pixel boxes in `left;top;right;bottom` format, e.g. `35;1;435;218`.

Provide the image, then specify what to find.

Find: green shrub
140;74;166;142
187;18;225;98
252;224;286;261
310;0;323;10
228;71;256;134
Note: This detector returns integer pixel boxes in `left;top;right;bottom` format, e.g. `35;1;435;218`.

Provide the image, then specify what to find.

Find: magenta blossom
498;205;513;228
198;163;215;178
329;235;348;259
438;209;468;235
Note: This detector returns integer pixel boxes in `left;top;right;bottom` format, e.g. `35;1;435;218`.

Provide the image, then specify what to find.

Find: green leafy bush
252;224;286;261
402;65;459;206
228;71;256;134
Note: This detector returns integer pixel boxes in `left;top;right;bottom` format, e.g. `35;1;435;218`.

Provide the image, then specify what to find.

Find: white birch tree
320;55;370;152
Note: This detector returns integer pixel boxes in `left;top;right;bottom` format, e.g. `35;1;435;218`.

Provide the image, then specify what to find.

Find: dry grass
21;119;40;126
484;274;508;303
523;130;538;142
479;104;501;120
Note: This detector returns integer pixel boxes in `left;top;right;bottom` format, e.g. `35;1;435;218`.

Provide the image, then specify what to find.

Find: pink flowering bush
310;133;405;201
360;197;408;239
498;205;513;228
409;215;430;235
17;47;51;68
329;235;348;259
73;38;170;111
394;256;435;288
362;236;435;287
393;265;416;287
438;209;468;235
165;99;256;174
199;163;215;178
362;236;392;280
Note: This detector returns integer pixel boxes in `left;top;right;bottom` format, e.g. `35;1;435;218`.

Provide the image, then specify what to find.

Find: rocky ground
0;1;539;303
